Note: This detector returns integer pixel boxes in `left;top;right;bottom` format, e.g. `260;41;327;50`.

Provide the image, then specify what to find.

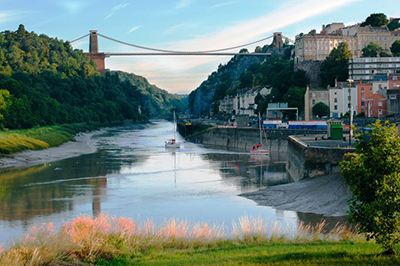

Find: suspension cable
69;34;90;43
97;33;274;54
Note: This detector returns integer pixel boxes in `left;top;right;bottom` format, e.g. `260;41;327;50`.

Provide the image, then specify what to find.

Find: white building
328;83;358;118
219;96;235;114
235;87;271;117
349;57;400;82
295;24;400;63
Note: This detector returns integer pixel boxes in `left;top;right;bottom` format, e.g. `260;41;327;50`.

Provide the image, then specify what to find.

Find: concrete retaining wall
184;127;326;161
286;136;354;181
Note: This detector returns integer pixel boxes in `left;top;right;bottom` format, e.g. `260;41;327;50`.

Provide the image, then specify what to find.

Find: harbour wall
179;124;326;162
286;136;355;181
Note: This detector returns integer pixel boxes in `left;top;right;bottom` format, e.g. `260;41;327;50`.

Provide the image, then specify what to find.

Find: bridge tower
273;32;284;50
87;30;107;76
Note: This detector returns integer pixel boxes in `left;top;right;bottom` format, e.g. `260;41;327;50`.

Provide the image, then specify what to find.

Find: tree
362;42;383;57
388;19;400;31
321;42;352;87
0;89;11;127
341;121;400;255
391;40;400;56
312;102;330;117
283;86;306;111
360;13;388;27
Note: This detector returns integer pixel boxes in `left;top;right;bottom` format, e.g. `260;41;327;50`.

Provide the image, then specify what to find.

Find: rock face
189;55;263;116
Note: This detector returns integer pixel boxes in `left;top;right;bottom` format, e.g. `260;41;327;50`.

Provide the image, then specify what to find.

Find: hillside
188;46;307;116
0;25;185;129
109;71;187;118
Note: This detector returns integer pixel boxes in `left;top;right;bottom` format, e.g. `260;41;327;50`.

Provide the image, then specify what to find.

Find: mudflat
240;173;351;216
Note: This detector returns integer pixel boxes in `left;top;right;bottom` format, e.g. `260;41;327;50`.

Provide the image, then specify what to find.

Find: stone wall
286;136;354;181
294;61;323;88
183;127;326;162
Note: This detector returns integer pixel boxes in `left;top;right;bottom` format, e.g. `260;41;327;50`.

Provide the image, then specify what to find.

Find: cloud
58;1;87;14
106;2;130;19
72;40;88;49
210;1;237;9
128;25;141;33
109;0;358;93
0;10;27;24
163;22;201;35
175;0;193;9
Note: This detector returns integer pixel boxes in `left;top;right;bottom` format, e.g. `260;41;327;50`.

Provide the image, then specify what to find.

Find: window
312;93;316;98
361;94;365;99
361;87;365;92
370;88;373;91
348;103;351;108
312;99;316;104
334;91;338;95
394;76;398;80
378;102;383;107
334;105;338;110
378;109;383;115
334;98;338;103
361;101;365;106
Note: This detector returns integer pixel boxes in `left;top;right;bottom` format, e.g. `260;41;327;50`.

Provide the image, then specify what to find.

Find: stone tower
87;30;107;76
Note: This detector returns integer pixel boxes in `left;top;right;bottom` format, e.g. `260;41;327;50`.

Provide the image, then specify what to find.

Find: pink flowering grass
0;214;361;265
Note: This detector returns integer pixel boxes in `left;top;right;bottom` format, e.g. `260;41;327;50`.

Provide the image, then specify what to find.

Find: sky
1;0;400;94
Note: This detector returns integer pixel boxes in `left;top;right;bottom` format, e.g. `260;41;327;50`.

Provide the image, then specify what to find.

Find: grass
0;214;398;265
0;123;100;155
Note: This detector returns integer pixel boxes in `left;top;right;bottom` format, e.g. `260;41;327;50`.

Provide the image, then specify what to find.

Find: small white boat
165;138;180;148
165;111;181;148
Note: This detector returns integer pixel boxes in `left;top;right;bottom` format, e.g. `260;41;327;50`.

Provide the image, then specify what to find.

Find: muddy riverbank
240;173;351;217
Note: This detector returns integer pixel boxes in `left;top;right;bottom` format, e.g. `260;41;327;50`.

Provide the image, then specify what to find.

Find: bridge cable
69;34;90;43
97;33;274;54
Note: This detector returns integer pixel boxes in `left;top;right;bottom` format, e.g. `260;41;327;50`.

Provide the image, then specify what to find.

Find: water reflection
0;121;347;245
297;212;349;233
204;153;289;188
0;151;140;222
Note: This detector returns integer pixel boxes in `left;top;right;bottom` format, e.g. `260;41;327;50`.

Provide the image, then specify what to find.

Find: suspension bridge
70;30;294;75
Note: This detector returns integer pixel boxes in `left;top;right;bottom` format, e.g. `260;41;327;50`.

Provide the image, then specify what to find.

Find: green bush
341;121;400;254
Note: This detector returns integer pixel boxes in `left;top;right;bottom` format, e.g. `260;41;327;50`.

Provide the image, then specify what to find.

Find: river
0;121;346;245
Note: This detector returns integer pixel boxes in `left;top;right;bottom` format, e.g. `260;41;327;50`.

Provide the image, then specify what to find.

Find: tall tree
388;19;400;31
360;13;388;27
321;42;352;87
362;42;384;57
312;102;330;117
341;121;400;255
391;40;400;56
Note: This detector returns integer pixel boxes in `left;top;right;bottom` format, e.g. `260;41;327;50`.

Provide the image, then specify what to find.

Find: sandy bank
0;130;102;169
240;174;351;217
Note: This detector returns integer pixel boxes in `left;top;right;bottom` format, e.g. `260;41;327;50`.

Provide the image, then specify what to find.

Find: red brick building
357;83;387;117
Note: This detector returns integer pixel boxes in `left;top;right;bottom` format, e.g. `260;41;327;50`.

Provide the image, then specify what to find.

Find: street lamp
347;78;354;146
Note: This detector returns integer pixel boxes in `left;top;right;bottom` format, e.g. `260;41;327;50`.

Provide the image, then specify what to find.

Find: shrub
341;121;400;254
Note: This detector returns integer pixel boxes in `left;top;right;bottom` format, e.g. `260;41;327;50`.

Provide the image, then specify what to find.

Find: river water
0;121;346;245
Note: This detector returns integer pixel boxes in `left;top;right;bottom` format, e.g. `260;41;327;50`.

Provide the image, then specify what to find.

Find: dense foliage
362;42;392;57
188;44;305;116
312;102;330;118
341;121;400;254
392;40;400;56
388;19;400;31
321;42;352;87
360;13;389;27
108;71;187;118
0;25;149;129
